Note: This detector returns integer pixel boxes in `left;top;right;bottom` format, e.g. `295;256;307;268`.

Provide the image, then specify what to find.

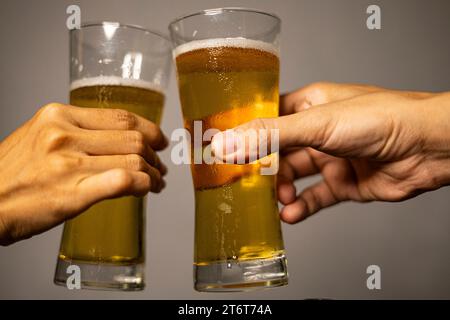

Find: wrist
0;205;12;246
420;93;450;186
0;167;13;246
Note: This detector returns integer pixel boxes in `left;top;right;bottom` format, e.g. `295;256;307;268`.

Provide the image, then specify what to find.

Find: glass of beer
54;22;171;290
169;8;288;291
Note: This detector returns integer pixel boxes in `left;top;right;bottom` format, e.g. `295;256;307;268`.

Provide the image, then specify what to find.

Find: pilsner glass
169;8;288;291
54;22;171;290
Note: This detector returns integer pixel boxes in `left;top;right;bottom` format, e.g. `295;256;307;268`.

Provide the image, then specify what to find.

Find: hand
0;103;168;245
211;82;450;223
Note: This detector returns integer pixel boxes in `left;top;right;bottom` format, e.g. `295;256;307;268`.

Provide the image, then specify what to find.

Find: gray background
0;0;449;299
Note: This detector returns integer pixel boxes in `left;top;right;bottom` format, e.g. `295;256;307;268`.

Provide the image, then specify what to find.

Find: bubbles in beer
175;37;284;266
173;37;280;58
70;75;164;94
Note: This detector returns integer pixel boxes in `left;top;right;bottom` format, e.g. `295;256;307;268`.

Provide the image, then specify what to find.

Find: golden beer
175;39;286;285
58;76;164;265
55;21;171;291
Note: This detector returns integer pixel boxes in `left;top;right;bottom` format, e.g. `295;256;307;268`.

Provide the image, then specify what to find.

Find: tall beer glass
54;22;171;290
170;8;288;291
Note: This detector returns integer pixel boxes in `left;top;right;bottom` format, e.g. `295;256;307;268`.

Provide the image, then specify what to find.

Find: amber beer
175;38;287;290
58;76;164;269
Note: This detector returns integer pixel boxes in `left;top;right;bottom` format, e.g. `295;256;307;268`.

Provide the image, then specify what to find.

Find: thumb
212;91;397;162
211;105;335;163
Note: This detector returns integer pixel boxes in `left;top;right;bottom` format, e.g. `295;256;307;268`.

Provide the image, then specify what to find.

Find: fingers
277;159;296;205
76;129;166;174
280;180;339;224
74;169;157;212
211;82;376;162
65;106;168;151
80;154;165;189
277;147;337;206
212;90;402;162
280;82;381;115
279;82;433;117
282;148;321;178
277;149;323;205
211;105;335;162
277;179;296;205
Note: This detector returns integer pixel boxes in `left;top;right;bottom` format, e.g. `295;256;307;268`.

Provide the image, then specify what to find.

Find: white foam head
173;37;279;58
70;76;164;93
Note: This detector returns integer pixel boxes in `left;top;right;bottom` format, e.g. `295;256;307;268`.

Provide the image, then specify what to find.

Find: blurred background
0;0;449;299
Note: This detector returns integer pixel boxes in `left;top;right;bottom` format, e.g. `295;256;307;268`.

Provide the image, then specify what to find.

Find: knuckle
126;154;147;172
112;169;134;191
39;103;66;120
115;109;137;130
248;117;277;137
49;154;76;174
241;118;276;150
42;126;70;152
129;131;146;154
250;117;269;131
307;81;328;91
304;82;329;104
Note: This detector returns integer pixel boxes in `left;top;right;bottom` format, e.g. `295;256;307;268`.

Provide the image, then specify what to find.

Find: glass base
54;258;145;291
194;254;288;292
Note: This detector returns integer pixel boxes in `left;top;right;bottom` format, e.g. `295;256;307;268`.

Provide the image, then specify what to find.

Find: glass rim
71;21;171;42
168;7;281;30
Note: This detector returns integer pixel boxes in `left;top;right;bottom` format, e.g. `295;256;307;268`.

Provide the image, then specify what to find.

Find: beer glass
54;22;171;290
169;8;288;291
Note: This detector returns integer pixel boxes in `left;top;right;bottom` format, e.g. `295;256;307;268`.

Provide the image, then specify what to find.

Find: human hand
211;82;450;223
0;103;167;245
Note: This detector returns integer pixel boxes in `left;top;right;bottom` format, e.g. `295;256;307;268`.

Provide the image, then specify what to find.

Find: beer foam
70;76;164;93
173;38;279;58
